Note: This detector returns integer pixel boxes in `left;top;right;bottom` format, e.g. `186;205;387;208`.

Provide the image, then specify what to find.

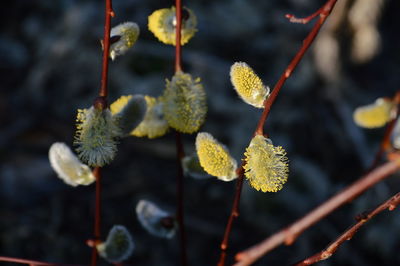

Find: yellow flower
162;71;207;134
74;106;121;167
148;6;197;45
97;225;134;263
110;95;147;136
230;62;270;108
109;22;139;60
244;135;289;192
131;96;169;139
49;142;95;186
353;98;396;128
195;132;237;181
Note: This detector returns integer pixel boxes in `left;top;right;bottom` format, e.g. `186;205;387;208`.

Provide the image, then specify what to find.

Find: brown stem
174;1;187;265
295;192;400;265
234;160;400;266
217;167;245;266
0;256;84;266
175;132;187;266
91;167;102;266
255;0;338;135
99;0;113;98
175;0;182;72
217;1;338;264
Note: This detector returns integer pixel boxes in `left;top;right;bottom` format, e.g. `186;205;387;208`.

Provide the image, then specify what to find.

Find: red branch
295;192;400;265
174;1;187;265
175;0;182;72
0;256;84;266
99;0;113;98
255;0;338;135
90;167;102;266
217;1;338;265
234;160;400;266
91;0;113;265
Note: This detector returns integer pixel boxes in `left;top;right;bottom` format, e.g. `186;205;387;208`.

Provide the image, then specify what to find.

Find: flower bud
353;98;396;128
97;225;134;263
230;62;270;108
49;142;95;186
109;22;139;60
195;132;237;181
148;7;197;45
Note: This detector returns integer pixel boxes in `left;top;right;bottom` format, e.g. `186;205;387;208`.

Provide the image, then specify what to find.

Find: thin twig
234;160;400;266
174;0;187;265
255;0;338;135
91;1;113;265
217;1;338;265
91;167;102;266
0;256;84;266
295;192;400;265
217;167;245;266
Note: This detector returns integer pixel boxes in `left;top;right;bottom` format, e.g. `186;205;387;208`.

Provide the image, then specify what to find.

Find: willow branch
295;192;400;265
255;0;338;135
217;1;338;265
0;256;84;266
234;160;400;266
91;1;113;265
174;0;187;265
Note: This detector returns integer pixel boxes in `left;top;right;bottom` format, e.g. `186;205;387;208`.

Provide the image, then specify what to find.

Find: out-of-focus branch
295;192;400;265
0;256;84;266
234;159;400;266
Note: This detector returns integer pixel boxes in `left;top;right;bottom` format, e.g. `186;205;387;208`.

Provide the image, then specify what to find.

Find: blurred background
1;0;400;265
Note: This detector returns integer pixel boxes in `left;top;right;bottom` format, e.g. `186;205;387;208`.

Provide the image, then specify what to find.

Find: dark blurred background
1;0;400;265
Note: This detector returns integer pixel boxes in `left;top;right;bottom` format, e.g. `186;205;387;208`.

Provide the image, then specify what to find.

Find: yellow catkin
131;96;169;139
244;135;289;192
353;98;395;128
230;62;270;108
195;132;237;181
109;22;140;60
162;72;207;134
148;6;197;46
97;225;134;263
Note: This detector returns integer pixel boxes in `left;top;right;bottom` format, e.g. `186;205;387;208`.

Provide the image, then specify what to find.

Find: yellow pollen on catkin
195;132;237;181
230;62;270;108
353;98;395;128
162;71;207;134
148;6;197;46
109;22;140;60
131;96;169;139
244;135;289;192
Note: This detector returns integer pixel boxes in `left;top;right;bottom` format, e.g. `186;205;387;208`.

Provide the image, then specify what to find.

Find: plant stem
99;0;113;98
91;167;102;266
295;192;400;265
234;159;400;266
217;167;245;266
174;1;187;265
175;0;182;73
255;0;338;135
91;1;113;265
0;256;84;266
175;131;187;266
217;1;338;265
